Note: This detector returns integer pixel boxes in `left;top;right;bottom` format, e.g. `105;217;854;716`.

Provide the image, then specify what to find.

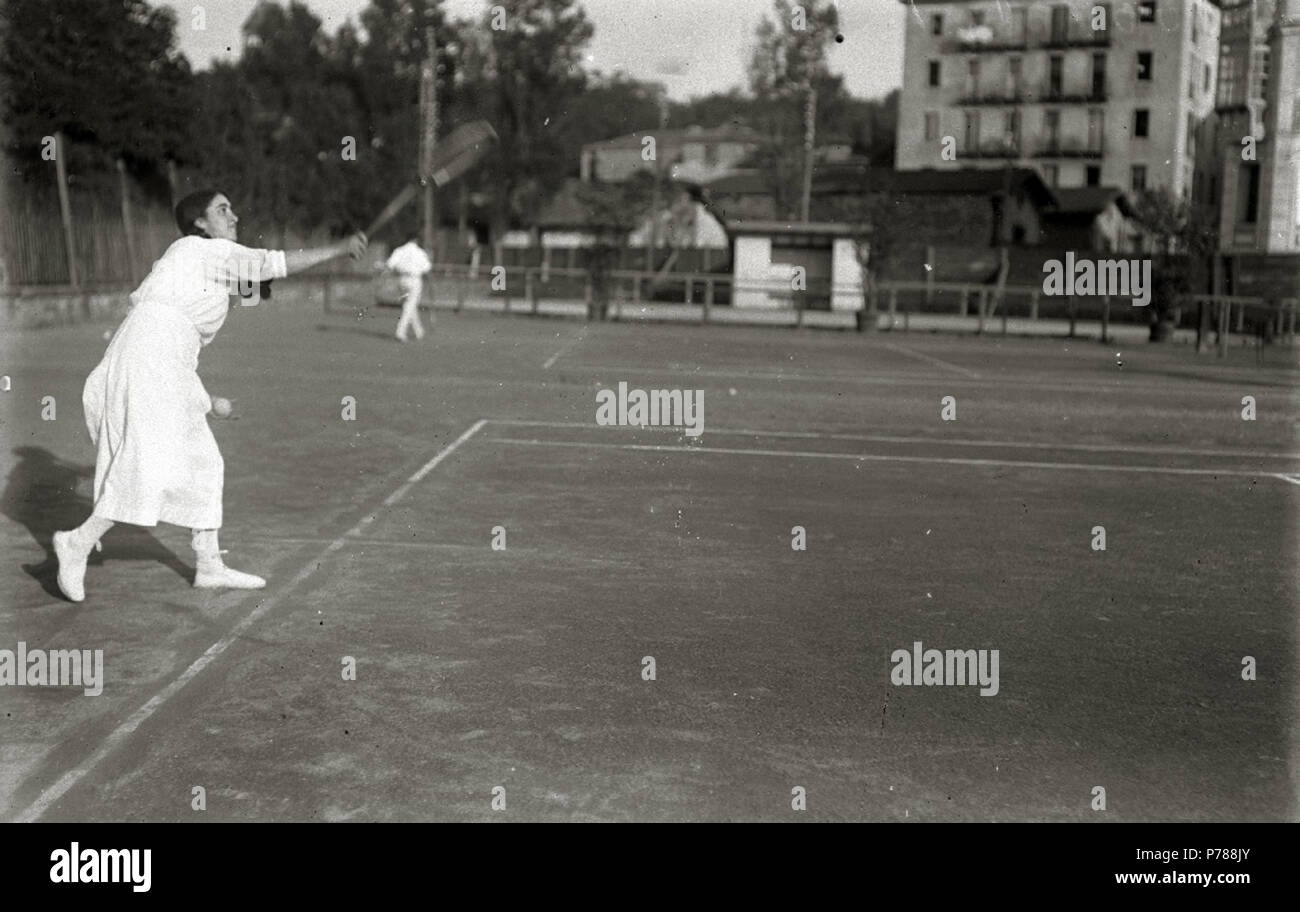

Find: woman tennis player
53;189;367;602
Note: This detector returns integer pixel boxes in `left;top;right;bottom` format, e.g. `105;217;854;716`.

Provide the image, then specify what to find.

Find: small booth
728;221;863;311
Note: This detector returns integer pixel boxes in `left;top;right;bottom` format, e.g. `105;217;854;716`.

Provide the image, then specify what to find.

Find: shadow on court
1;446;190;601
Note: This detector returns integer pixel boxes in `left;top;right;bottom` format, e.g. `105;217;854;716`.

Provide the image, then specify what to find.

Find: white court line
13;418;487;823
486;436;1287;481
542;331;586;369
878;341;981;378
567;362;1293;398
484;419;1300;461
1275;473;1300;486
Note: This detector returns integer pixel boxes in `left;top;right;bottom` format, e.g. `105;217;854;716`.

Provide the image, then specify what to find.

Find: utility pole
646;94;669;271
54;131;79;287
800;79;817;223
420;26;439;258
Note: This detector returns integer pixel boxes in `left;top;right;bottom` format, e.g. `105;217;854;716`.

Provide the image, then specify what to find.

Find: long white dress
81;236;288;529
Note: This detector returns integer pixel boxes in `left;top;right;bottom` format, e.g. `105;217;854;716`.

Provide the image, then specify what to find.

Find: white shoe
194;560;266;590
53;530;87;602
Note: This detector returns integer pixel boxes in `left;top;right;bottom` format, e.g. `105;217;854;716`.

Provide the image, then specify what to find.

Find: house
580;124;760;185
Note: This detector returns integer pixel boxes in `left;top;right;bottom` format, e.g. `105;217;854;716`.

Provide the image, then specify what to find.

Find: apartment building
895;0;1221;202
1214;0;1300;252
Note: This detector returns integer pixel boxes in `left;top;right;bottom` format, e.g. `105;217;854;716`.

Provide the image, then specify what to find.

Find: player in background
386;235;434;342
53;189;366;602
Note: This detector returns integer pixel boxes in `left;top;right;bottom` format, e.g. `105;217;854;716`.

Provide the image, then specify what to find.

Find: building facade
579;125;760;185
895;0;1221;202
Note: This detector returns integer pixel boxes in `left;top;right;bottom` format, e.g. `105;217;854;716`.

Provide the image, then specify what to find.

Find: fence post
1218;300;1229;357
584;270;595;321
684;276;693;306
1030;288;1039;320
960;286;969;317
1002;291;1009;335
1235;300;1244;334
704;278;713;324
1101;294;1110;344
976;288;986;334
889;286;898;329
527;268;538;314
1068;295;1076;338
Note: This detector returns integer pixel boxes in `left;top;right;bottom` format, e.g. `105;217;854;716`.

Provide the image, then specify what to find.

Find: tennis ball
211;397;233;418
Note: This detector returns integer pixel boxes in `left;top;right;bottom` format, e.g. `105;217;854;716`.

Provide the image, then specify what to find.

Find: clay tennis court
2;295;1297;821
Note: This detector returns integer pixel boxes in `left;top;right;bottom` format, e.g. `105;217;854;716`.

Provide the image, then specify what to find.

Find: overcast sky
162;0;905;101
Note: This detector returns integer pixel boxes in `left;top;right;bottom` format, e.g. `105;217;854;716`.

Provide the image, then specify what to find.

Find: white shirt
386;241;433;277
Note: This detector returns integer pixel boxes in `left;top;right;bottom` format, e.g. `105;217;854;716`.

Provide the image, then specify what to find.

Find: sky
161;0;906;101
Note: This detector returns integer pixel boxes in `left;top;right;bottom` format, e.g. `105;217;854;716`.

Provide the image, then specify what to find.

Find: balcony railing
1034;137;1105;158
958;81;1107;105
1040;80;1109;103
942;25;1110;52
966;139;1024;159
1040;31;1111;49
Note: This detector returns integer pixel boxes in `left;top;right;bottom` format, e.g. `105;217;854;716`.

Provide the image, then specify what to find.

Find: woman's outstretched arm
283;232;367;275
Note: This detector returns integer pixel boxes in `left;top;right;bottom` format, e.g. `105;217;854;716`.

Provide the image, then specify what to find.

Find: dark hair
175;189;223;237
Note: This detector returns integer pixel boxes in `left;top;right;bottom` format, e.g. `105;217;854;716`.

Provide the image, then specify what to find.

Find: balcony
1040;80;1109;104
1040;31;1111;50
957;87;1030;105
1034;137;1106;159
958;80;1107;106
966;138;1025;159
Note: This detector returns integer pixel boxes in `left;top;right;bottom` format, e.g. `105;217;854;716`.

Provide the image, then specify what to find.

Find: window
1188;76;1195;100
1051;5;1069;42
968;59;981;95
1011;8;1027;42
971;10;985;27
1087;165;1102;186
1088;109;1105;151
1204;63;1211;93
1187;112;1197;152
1191;9;1198;43
1137;51;1152;80
1242;163;1260;223
1050;55;1064;95
932;13;944;35
1004;109;1021;149
1138;1;1156;24
1044;109;1061;149
924;111;939;141
964;110;981;151
1134;108;1149;137
1008;57;1023;95
1092;53;1107;96
1043;164;1059;187
929;60;941;87
1131;164;1148;191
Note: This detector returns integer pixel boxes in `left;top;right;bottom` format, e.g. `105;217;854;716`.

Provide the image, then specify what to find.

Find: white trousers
395;275;425;340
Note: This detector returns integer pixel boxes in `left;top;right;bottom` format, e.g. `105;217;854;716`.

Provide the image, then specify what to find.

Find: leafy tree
1130;186;1218;336
0;0;193;177
461;0;595;235
745;0;842;219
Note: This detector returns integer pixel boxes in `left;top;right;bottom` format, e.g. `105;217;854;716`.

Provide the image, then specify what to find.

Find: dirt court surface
2;299;1297;821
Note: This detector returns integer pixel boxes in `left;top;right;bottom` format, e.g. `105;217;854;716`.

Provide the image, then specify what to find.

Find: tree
0;0;193;176
745;0;842;219
460;0;595;237
1130;186;1219;340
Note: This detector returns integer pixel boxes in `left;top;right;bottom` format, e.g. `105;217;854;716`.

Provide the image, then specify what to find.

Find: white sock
70;515;114;554
192;528;223;569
